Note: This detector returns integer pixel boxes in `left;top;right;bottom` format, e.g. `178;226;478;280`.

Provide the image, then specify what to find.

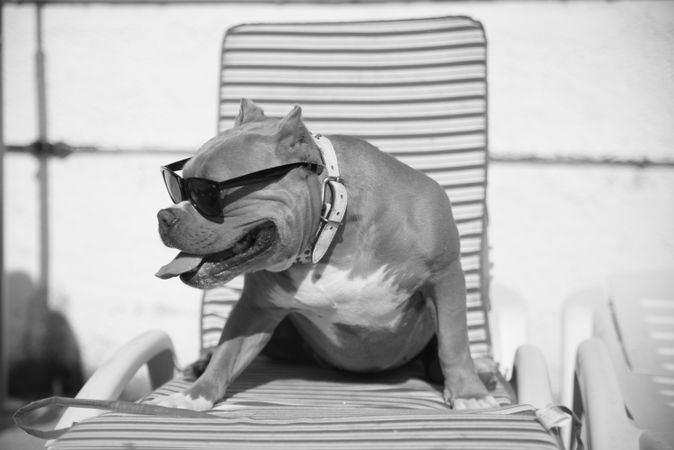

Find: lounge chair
569;270;674;450
17;15;573;449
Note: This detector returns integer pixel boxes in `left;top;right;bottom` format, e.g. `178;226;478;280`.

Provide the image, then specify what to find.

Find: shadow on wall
6;271;84;401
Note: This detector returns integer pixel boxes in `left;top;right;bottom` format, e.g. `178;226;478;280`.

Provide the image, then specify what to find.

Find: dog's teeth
232;235;251;254
230;226;268;255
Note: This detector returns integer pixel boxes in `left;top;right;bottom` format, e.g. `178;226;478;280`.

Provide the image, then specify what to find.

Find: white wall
3;1;674;396
5;1;674;157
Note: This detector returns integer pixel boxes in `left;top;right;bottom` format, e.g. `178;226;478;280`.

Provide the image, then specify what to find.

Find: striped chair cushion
203;15;492;363
52;410;559;449
50;359;558;450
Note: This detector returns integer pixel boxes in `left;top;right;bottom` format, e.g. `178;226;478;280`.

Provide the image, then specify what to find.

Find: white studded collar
295;134;348;264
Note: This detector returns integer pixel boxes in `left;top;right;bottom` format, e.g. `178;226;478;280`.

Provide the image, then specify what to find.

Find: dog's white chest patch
291;265;413;327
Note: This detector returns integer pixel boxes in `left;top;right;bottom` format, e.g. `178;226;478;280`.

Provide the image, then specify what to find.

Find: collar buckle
295;134;348;265
319;177;347;223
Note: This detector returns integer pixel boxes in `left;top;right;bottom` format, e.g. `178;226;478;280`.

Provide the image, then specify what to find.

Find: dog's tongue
155;252;204;279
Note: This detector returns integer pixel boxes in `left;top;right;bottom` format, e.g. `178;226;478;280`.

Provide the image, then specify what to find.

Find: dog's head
156;99;323;289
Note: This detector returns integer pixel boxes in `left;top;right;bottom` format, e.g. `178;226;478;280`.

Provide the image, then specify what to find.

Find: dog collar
295;134;348;264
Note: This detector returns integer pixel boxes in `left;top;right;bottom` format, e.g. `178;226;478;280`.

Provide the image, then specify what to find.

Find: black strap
13;396;220;440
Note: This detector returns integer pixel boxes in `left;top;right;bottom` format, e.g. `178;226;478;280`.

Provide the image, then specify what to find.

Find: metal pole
36;2;50;306
0;0;8;409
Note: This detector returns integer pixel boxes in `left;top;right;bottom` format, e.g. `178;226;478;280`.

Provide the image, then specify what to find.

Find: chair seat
151;357;515;409
49;357;561;450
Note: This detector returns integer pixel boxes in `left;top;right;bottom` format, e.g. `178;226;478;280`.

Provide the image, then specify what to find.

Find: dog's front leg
149;297;287;411
429;259;499;410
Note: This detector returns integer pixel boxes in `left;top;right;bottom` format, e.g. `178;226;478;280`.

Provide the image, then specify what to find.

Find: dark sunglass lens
187;180;222;219
162;170;183;204
231;164;299;188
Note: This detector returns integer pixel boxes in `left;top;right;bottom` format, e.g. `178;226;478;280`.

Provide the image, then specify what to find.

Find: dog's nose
157;209;179;230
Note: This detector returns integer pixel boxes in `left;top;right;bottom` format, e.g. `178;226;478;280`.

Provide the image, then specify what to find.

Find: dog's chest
288;264;418;327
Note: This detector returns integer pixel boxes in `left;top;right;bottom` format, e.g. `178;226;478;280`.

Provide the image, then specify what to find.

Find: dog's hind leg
186;350;214;379
261;316;318;364
189;315;319;379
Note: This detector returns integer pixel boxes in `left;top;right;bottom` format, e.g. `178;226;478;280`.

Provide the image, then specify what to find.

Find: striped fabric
52;411;559;449
50;359;557;450
204;16;492;363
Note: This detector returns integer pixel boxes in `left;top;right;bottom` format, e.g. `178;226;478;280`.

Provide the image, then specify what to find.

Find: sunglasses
161;157;324;221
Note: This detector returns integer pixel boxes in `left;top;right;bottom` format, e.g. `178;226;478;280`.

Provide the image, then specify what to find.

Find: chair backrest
202;16;491;362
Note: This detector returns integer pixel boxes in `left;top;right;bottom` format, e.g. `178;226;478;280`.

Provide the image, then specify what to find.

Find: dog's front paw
443;370;500;410
448;392;500;410
146;392;214;411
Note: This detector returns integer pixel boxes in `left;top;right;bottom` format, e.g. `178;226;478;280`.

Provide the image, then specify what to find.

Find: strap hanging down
535;404;584;450
13;396;219;440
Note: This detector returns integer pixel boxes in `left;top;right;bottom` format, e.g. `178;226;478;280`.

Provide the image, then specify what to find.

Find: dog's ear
277;105;309;149
234;98;266;126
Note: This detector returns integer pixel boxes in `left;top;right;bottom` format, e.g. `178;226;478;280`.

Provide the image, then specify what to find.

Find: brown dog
154;99;497;410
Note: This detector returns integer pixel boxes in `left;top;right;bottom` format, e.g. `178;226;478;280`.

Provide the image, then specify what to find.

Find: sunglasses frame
161;157;324;221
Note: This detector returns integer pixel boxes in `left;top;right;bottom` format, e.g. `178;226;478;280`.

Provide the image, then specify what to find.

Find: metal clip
320;177;346;223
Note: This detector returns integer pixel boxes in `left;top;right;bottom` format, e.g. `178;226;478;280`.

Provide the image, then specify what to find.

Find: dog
153;99;498;410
